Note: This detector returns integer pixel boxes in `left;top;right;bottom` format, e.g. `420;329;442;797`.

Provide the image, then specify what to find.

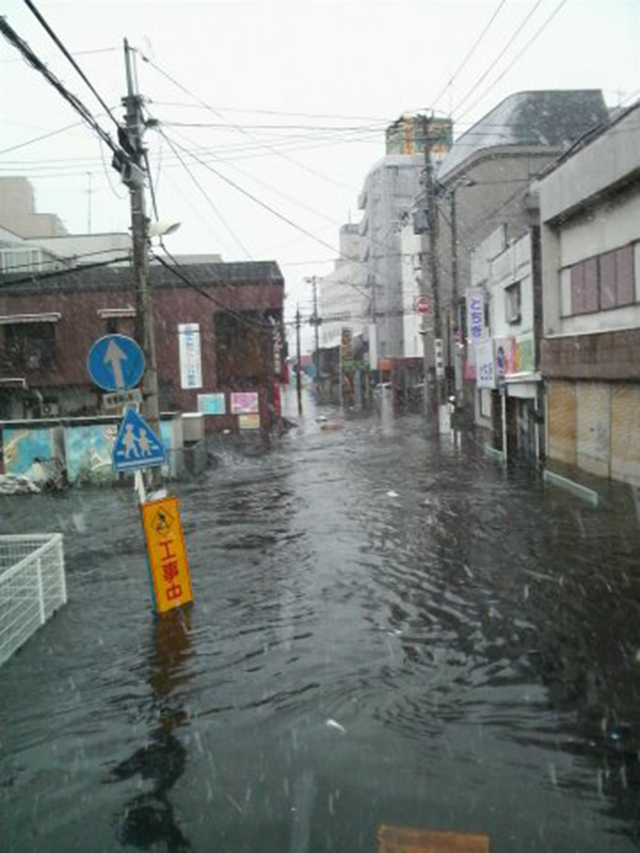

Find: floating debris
387;490;399;498
325;718;347;735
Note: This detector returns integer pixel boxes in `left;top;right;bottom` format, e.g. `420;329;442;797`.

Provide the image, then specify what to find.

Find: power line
451;0;545;116
152;252;278;334
0;246;131;275
143;55;359;191
164;123;344;229
456;0;571;122
0;119;86;156
431;0;509;111
0;254;131;288
0;16;125;162
22;0;122;132
158;129;351;263
157;129;253;260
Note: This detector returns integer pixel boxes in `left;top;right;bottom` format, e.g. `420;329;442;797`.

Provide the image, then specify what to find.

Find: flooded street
2;392;640;852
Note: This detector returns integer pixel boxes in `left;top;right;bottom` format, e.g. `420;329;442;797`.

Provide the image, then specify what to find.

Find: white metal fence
0;534;67;667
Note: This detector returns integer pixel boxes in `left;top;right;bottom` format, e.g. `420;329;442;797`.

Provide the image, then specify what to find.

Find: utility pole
307;275;321;398
421;114;442;430
122;39;160;440
295;306;303;416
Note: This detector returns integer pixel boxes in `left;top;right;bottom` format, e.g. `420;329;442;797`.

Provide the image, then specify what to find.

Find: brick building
0;260;285;430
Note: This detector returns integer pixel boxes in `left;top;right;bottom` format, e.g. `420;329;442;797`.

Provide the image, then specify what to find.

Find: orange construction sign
141;495;193;614
377;826;490;853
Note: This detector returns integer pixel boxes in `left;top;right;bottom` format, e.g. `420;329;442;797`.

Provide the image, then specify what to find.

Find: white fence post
36;557;46;625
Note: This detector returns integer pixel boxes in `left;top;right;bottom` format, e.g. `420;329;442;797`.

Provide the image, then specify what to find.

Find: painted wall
2;424;61;476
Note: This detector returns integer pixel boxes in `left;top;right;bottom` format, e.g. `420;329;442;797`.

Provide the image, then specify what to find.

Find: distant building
386;114;453;157
319;224;366;349
0;177;67;238
0;260;286;431
538;101;640;485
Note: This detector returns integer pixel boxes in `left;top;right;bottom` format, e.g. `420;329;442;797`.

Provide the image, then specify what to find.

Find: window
599;245;634;309
504;281;521;324
569;245;636;315
0;322;57;372
98;307;136;337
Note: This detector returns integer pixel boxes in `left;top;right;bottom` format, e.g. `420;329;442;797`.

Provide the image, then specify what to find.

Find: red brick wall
0;280;284;416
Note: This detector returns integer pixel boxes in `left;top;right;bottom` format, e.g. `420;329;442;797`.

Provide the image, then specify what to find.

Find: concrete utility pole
421;114;442;429
308;276;321;390
123;39;160;438
295;306;303;415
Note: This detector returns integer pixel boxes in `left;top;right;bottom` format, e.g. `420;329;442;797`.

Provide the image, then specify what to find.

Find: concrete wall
400;225;423;358
540;106;640;224
436;150;557;313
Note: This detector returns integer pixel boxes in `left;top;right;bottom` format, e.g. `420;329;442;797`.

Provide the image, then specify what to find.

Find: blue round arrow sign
87;334;144;392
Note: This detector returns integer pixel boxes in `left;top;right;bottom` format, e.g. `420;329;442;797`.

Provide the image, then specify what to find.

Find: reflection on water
110;611;193;851
2;395;640;851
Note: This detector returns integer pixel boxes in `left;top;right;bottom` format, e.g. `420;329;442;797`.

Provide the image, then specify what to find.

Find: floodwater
2;391;640;852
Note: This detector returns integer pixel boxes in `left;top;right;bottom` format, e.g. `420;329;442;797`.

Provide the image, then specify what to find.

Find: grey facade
358;153;424;360
433;90;610;349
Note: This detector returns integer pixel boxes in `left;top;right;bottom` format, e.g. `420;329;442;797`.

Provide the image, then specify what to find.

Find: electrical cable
142;54;359;191
0;255;132;288
0;246;132;275
431;0;508;111
0;17;125;162
456;0;570;122
158;129;253;260
152;252;279;334
22;0;122;132
158;129;352;263
450;0;544;116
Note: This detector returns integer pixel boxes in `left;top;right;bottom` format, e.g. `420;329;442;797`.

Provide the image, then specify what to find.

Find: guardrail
0;534;67;667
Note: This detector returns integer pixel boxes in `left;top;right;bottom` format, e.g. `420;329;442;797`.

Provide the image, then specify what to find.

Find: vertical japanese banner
141;495;193;614
178;323;203;390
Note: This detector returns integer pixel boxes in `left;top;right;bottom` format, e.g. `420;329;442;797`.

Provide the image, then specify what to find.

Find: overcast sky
1;0;638;342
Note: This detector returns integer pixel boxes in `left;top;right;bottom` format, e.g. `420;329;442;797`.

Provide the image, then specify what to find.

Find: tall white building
358;153;424;361
319;224;367;349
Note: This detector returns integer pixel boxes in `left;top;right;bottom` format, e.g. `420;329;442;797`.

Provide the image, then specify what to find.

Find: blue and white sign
476;339;496;389
466;288;486;344
113;407;166;472
87;334;144;392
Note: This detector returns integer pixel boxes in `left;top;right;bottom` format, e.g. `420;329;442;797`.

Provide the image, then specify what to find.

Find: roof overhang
0;312;61;324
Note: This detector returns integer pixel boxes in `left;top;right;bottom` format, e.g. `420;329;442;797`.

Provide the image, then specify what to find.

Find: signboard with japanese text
141;495;193;614
231;391;259;415
178;323;202;390
475;340;496;389
238;413;261;430
198;393;226;415
515;336;535;373
466;288;485;344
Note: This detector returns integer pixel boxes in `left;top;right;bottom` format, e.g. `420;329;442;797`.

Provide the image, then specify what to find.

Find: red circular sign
414;296;430;315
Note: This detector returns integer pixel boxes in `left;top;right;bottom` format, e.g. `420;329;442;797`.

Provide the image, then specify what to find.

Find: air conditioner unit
41;402;59;417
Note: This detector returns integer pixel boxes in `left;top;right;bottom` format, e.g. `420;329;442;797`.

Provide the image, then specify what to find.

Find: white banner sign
476;339;496;389
466;288;485;344
178;323;202;390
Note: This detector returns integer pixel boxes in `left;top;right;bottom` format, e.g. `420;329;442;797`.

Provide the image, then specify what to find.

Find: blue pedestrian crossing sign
113;407;167;472
87;334;144;392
